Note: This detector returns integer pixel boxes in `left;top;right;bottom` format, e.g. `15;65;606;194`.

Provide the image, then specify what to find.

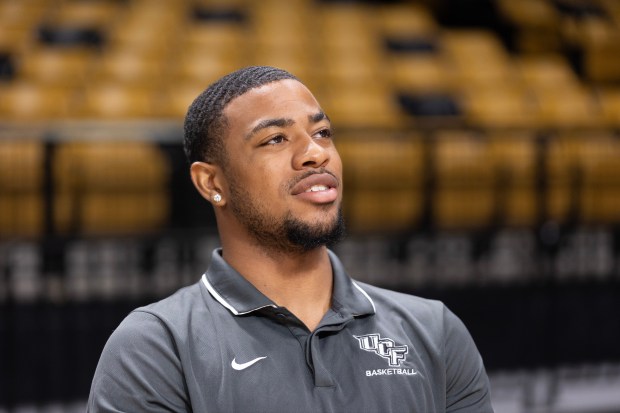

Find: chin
284;208;346;252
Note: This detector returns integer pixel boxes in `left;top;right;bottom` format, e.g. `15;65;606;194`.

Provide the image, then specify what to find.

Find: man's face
220;79;344;252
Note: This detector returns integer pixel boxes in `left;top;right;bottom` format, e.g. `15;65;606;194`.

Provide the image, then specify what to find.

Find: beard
227;178;346;254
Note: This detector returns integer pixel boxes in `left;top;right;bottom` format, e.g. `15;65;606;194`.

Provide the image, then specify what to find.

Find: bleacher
1;0;620;411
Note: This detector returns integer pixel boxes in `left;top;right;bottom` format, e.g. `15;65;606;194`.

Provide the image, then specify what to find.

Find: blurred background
1;0;620;411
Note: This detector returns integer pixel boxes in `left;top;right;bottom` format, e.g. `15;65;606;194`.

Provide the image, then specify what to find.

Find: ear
190;161;226;206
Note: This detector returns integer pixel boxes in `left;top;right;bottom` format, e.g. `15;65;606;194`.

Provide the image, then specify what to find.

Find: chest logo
231;356;267;371
354;334;408;367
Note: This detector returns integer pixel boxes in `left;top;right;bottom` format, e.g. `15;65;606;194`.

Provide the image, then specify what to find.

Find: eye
315;128;333;139
263;135;286;146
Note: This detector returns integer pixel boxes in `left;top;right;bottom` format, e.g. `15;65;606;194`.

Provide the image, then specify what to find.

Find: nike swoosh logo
231;356;267;371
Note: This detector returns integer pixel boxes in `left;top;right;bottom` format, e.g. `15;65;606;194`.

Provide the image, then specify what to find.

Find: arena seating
1;1;620;411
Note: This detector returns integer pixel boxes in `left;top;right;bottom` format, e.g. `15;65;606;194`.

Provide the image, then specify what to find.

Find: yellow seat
0;140;44;191
533;86;602;128
321;50;384;86
344;190;424;234
320;84;405;128
337;133;425;233
54;191;169;236
107;6;183;58
564;14;620;83
94;51;167;85
183;23;247;51
174;49;245;85
249;48;318;90
161;81;209;119
0;140;44;238
0;22;36;52
496;0;560;52
390;54;452;93
337;134;425;190
54;141;170;235
0;82;78;120
587;35;620;85
489;132;539;227
0;0;47;51
19;47;96;86
545;133;620;224
81;83;161;119
497;0;559;29
442;29;510;66
52;0;120;27
575;134;620;224
517;54;581;90
462;86;538;128
378;3;438;37
433;131;495;230
597;87;620;127
54;141;168;192
0;193;44;239
452;54;518;89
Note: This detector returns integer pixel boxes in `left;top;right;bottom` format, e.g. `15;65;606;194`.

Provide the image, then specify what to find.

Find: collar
201;248;376;318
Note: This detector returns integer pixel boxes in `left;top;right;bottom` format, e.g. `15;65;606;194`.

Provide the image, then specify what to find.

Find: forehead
223;79;323;130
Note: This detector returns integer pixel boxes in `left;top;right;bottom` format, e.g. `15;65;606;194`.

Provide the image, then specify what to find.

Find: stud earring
213;193;222;203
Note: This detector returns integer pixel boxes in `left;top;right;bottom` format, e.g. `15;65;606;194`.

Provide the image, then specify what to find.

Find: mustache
285;168;340;192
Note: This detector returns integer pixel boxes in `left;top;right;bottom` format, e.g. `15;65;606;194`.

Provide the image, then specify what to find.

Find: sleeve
87;310;190;413
443;305;494;413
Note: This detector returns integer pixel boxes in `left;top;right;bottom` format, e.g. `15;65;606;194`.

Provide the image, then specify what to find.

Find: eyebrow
310;111;330;124
245;111;330;140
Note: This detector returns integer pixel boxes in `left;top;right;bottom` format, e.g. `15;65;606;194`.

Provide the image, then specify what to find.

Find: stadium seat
489;132;539;226
174;48;246;85
81;83;161;119
94;51;167;85
461;86;538;128
378;3;438;38
390;55;452;93
321;84;406;128
0;140;44;238
337;132;425;233
533;86;602;128
0;82;78;120
544;132;620;224
53;141;170;235
18;47;96;87
433;131;495;229
597;87;620;127
161;81;208;119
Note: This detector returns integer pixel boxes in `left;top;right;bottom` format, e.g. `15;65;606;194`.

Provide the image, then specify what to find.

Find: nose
293;134;330;170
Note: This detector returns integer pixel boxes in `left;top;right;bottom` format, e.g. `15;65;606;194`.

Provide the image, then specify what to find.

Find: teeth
305;185;328;193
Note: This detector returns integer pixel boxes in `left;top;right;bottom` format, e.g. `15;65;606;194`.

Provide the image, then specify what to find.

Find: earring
213;193;222;203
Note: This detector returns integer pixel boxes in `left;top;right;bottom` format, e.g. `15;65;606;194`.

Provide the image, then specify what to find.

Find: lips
290;173;339;195
289;172;340;204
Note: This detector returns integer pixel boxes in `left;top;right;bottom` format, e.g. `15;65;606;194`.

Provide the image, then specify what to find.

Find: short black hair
183;66;298;164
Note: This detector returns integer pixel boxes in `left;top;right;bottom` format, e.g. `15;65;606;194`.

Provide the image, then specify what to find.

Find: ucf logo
354;334;408;367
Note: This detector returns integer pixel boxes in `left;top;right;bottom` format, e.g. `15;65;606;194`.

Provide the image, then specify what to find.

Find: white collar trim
352;281;376;313
201;273;277;316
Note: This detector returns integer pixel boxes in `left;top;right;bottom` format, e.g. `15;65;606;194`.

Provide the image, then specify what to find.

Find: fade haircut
184;66;298;165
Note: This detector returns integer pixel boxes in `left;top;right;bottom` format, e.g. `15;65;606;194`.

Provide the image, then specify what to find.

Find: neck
221;239;334;332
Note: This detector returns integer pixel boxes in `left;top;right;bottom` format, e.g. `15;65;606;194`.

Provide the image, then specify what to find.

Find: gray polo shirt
88;249;493;412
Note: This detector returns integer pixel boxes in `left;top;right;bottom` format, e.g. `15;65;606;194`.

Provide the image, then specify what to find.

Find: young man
87;66;493;412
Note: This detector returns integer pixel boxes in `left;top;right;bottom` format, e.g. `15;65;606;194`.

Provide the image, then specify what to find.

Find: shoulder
88;283;206;411
353;281;477;353
89;322;187;411
139;281;205;319
130;281;206;330
354;281;447;323
101;281;207;356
